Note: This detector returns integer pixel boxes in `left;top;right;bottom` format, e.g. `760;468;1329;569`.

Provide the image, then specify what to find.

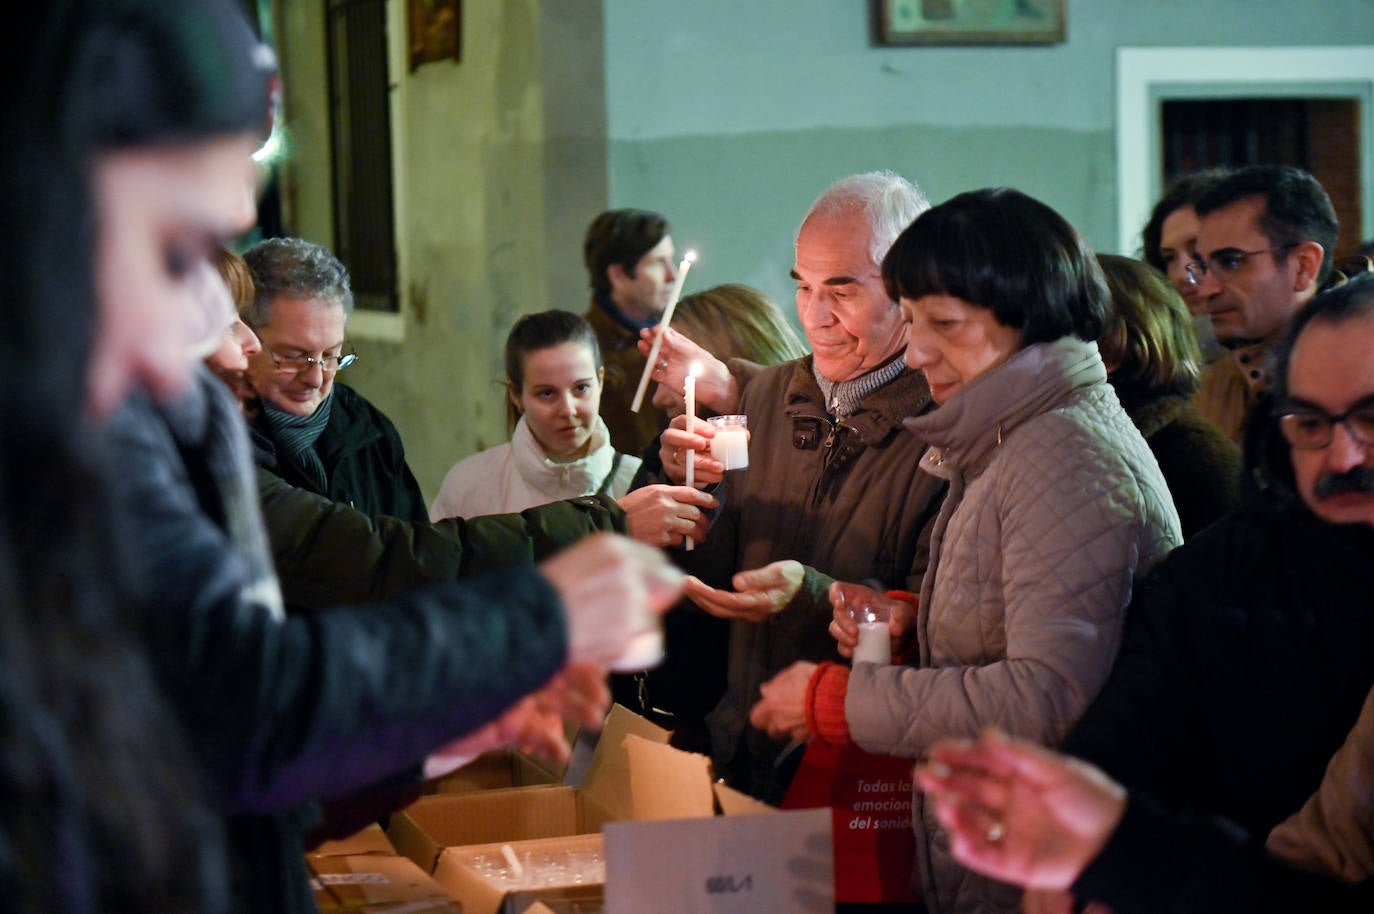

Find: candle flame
683;250;698;264
688;361;702;378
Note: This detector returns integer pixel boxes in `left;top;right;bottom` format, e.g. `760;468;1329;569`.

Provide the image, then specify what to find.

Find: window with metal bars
326;0;398;312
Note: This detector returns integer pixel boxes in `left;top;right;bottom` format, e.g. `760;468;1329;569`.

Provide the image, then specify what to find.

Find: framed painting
877;0;1065;46
409;0;461;70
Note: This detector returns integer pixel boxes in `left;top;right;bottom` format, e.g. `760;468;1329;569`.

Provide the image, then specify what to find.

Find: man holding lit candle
583;208;680;456
649;171;948;803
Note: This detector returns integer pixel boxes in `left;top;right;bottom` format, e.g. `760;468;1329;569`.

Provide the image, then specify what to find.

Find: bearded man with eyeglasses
1184;165;1338;445
243;237;428;522
1015;273;1374;914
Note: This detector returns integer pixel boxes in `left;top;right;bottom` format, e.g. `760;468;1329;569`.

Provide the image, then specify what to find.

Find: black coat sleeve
1073;793;1374;914
105;396;569;815
258;467;625;611
1060;550;1202;802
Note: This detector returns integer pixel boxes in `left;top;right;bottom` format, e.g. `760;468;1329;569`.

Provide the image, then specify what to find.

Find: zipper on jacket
811;417;857;508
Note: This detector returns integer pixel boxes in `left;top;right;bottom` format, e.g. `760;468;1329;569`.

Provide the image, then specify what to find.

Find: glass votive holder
847;599;892;666
707;414;749;469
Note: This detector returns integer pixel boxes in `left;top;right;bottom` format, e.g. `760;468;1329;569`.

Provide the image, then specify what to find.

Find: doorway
1116;46;1374;257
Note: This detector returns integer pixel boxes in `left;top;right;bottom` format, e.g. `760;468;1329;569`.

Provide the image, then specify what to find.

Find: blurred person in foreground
51;3;683;913
914;723;1374;914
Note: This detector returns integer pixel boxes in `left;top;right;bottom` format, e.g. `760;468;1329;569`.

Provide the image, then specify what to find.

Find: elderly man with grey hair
243;237;427;522
646;171;947;803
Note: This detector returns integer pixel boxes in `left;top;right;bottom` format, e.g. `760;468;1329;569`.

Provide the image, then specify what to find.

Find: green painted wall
277;0;1373;500
605;0;1374;321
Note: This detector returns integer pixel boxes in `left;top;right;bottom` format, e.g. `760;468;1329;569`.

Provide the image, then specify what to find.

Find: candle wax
853;621;891;665
709;427;750;470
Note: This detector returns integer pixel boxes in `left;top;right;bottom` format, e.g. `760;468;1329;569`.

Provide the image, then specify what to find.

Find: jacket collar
907;336;1106;477
782;355;934;444
247;383;382;468
510;413;617;495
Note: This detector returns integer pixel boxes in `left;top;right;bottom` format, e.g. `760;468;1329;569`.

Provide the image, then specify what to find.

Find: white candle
854;619;892;665
706;415;749;470
683;363;699;551
630;250;697;413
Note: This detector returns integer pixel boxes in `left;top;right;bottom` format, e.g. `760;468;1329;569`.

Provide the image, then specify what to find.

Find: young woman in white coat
432;310;714;548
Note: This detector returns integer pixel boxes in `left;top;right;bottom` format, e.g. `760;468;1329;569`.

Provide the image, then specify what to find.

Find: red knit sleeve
805;662;853;747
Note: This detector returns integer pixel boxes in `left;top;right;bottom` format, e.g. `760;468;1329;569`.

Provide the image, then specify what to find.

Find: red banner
780;741;920;904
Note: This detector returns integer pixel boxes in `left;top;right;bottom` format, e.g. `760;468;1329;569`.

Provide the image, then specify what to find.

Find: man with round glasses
1020;273;1374;913
1185;165;1338;444
243;237;428;521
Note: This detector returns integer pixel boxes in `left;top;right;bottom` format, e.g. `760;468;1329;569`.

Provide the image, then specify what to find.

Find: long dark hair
0;0;272;910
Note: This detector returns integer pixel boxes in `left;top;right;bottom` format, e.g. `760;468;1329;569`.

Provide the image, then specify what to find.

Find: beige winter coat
845;337;1182;914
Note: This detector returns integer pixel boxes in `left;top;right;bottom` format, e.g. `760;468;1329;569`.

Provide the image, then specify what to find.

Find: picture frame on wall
877;0;1065;46
409;0;461;70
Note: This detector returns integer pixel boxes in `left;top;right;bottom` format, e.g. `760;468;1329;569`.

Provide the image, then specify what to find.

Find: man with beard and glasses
1016;272;1374;914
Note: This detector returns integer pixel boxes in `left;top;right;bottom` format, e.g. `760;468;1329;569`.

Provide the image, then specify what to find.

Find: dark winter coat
104;371;569;914
249;382;428;523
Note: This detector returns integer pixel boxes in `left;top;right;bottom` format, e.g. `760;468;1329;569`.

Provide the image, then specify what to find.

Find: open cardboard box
425;747;564;795
306;824;462;913
390;706;834;913
432;832;605;914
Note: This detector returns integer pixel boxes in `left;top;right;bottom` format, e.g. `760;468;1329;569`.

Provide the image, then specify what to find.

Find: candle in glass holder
707;414;749;470
853;611;892;666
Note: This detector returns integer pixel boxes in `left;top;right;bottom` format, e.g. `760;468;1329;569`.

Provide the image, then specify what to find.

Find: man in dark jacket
583;208;678;455
1045;272;1374;912
651;172;947;803
243;237;428;522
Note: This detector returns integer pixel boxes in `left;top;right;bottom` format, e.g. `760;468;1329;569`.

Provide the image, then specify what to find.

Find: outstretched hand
684;560;806;623
913;731;1127;892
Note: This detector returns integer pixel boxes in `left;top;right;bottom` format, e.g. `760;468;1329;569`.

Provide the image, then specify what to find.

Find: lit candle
683;362;699;551
630;250;697;413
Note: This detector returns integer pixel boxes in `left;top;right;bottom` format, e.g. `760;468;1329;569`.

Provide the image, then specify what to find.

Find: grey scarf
812;354;908;418
260;393;334;493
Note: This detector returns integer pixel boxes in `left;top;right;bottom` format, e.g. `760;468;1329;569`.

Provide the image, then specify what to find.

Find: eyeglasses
1184;244;1298;287
266;347;358;374
1276;399;1374;450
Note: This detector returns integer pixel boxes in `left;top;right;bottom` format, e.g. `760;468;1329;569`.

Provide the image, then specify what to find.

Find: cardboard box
390;705;835;913
425;748;563;794
389;706;671;874
306;824;461;913
389;784;618;875
432;832;605;914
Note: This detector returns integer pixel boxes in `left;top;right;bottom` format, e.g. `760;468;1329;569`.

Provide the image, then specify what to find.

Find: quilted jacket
845;337;1181;914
